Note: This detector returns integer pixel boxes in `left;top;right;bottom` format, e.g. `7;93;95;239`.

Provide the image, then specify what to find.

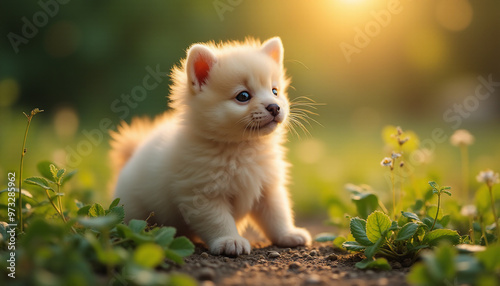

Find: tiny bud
398;137;409;146
396;126;403;135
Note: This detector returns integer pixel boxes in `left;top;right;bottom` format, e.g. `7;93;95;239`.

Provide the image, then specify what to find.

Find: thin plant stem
460;145;469;200
488;185;500;238
430;194;441;231
480;216;489;247
391;169;396;219
18;109;43;233
45;189;65;222
56;184;65;222
469;216;475;244
398;162;403;212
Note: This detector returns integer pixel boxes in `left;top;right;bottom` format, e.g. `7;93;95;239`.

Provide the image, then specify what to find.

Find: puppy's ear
261;37;283;66
186;44;217;92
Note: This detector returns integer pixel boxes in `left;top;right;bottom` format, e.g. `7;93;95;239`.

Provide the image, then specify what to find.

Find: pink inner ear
194;56;211;86
268;49;280;63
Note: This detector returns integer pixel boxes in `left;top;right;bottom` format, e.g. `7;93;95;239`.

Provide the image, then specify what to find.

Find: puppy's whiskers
287;96;323;139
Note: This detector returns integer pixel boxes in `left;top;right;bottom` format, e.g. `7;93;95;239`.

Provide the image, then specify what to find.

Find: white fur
110;37;311;256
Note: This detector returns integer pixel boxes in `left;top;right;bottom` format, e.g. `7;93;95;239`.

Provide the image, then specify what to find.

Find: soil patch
171;225;410;286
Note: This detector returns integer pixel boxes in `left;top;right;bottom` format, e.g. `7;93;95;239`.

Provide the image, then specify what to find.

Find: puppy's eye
235;91;251;102
272;88;278;96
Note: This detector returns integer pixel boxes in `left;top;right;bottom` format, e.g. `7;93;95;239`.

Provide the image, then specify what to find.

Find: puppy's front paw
274;227;311;248
209;236;251;256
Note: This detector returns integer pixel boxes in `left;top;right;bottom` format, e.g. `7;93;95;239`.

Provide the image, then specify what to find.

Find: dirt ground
172;224;410;286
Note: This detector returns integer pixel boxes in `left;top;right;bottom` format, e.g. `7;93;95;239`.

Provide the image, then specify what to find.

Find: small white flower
450;129;474;147
460;205;477;217
391;152;402;159
476;169;500;188
380;157;393;167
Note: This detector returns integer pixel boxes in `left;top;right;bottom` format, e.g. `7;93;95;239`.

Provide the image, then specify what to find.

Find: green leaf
88;203;105;217
169;236;195;257
167;274;197;286
389;221;399;231
333;236;346;250
396;222;419;241
85;232;123;266
431;244;456;281
164;249;184;265
423;229;461;246
77;205;91;216
350;217;373;246
366;211;391;243
401;211;420;221
439;215;451;228
422;217;434;229
428;181;439;190
77;214;122;231
443;190;452;196
49;164;58;180
342;241;366;251
109;198;121;210
154;227;176;246
355;257;392;270
347;185;379;219
37;161;55;180
134;243;165;268
129;219;148;234
61;169;77;185
164;237;195;265
476;245;500;271
24;176;53;190
56;168;66;181
108;206;125;223
314;232;337;242
364;234;386;259
407;263;432;285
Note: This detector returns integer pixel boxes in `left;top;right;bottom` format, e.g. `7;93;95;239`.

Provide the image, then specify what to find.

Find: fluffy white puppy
110;37;311;256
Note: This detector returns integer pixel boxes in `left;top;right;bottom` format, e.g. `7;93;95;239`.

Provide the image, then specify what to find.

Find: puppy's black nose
266;104;280;117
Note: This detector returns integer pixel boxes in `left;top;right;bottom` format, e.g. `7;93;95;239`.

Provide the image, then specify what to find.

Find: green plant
343;205;461;270
428;181;452;231
408;244;500;286
24;163;76;227
18;108;43;232
344;163;461;270
1;109;196;285
1;161;196;286
476;169;500;240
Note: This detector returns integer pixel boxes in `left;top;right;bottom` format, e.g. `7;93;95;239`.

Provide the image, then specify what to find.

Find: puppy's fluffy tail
109;117;152;174
109;114;169;176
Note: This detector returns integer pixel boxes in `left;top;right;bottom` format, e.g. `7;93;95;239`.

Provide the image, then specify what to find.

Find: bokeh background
1;0;499;224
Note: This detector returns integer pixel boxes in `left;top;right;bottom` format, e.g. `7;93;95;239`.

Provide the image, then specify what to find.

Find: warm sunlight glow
435;0;473;31
340;0;366;4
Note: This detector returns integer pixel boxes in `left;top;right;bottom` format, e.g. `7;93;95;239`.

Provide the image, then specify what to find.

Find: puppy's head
173;37;290;142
